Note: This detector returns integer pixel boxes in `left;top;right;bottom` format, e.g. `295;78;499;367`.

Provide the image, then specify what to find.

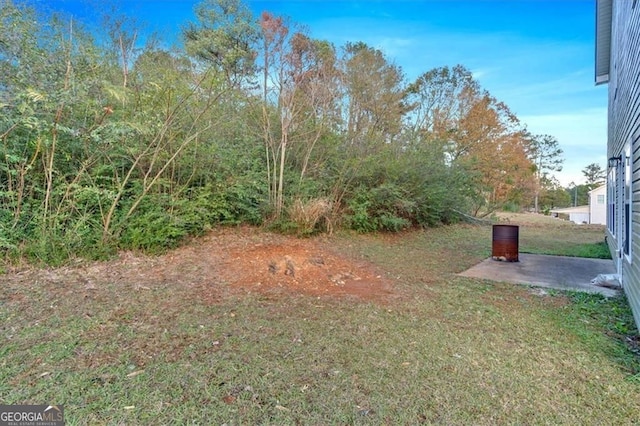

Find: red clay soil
180;227;395;302
4;227;395;303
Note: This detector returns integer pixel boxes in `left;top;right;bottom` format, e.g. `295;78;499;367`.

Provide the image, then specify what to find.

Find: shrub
344;184;412;232
121;211;186;254
20;213;113;265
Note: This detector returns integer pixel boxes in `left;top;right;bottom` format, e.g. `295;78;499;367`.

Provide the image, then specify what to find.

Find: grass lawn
1;213;639;424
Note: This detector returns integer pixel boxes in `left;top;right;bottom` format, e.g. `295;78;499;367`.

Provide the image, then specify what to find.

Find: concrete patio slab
459;253;620;297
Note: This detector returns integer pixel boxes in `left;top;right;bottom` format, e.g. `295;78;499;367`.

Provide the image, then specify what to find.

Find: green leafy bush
19;214;112;265
121;205;187;253
344;184;412;232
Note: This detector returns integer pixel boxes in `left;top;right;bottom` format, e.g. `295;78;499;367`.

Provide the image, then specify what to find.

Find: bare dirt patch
181;227;395;302
2;227;395;303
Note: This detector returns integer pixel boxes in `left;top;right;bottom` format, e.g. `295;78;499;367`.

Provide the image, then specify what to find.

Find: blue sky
47;0;607;186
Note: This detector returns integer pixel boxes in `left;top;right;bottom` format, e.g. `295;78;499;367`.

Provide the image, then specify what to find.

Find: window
597;194;605;204
608;168;616;234
624;142;632;260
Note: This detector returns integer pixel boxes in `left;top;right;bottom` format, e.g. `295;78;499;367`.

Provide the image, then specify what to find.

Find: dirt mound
4;227;395;303
220;234;393;301
192;227;394;301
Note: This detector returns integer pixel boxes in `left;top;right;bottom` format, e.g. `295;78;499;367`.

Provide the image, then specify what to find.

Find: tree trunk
276;137;287;218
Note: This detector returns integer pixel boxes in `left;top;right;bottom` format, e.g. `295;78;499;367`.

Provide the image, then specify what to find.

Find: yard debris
126;370;145;378
284;256;295;277
329;272;359;286
529;288;549;297
308;256;324;265
591;273;622;290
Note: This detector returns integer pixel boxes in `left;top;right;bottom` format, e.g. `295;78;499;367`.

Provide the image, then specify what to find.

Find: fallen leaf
275;405;290;412
126;370;145;378
222;395;236;404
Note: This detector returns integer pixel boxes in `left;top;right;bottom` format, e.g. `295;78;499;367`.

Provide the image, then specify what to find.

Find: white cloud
376;37;415;58
471;67;496;80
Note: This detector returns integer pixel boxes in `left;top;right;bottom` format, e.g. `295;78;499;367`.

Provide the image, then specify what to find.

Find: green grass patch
565;241;612;259
523;241;612;259
553;292;640;377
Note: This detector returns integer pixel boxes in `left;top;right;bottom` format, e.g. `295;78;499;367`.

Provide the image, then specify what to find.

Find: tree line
537;162;607;211
1;0;567;264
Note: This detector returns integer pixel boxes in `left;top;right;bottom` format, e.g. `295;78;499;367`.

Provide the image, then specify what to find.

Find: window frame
624;141;632;262
608;167;616;235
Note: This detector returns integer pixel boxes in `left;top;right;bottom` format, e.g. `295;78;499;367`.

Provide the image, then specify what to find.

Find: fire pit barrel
492;225;519;262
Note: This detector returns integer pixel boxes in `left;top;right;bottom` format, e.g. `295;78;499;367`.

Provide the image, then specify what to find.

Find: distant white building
588;184;607;225
548;184;606;225
550;206;590;225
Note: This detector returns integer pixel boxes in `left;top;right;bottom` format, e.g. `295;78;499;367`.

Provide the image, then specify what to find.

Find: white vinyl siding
601;0;640;328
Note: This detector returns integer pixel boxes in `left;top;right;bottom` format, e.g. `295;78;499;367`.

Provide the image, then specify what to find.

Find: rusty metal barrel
492;225;519;262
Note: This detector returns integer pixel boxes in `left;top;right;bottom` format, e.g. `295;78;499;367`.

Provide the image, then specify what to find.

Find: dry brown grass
495;211;603;230
287;197;334;235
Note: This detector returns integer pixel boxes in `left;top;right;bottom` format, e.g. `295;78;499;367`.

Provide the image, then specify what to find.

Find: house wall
589;185;606;225
606;0;640;328
570;212;590;225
